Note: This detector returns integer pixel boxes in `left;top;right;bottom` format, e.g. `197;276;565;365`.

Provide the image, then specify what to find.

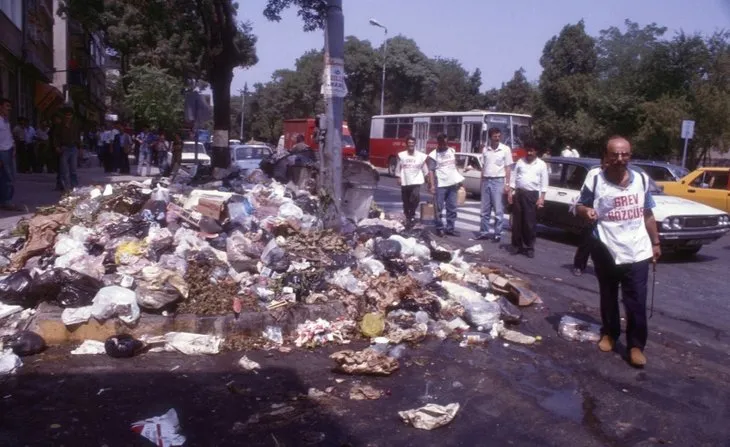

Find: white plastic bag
359;257;385;277
70;340;106;355
441;281;500;330
90;286;140;325
61;306;93;326
0;349;22;375
131;408;186;447
388;235;430;261
278;201;304;220
54;235;85;256
327;268;365;295
148;332;223;355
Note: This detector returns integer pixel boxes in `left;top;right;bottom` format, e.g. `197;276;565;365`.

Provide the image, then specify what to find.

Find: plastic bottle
461;332;489;346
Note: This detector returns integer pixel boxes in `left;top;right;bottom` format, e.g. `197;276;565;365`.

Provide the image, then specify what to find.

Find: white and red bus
369;111;533;175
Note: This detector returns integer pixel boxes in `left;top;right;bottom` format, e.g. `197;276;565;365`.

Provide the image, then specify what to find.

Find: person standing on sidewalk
54;107;81;191
576;136;661;368
395;135;429;229
0;98;21;210
427;134;464;237
508;142;548;258
476;127;513;242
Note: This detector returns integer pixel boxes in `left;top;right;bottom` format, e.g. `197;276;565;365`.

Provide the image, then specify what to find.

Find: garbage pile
0;165;543;368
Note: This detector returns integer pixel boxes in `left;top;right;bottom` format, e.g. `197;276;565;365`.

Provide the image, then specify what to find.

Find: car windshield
182;143;206;154
482;115;533;148
343;135;355;147
234;145;270;159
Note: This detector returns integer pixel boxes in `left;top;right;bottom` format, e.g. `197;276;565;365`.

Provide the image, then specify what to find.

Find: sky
231;0;730;95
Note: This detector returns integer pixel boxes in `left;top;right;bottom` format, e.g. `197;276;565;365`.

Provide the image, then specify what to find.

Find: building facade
52;0;106;130
0;0;62;124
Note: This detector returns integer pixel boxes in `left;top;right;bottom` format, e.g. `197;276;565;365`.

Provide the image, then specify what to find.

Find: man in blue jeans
476;127;513;242
427;134;464;237
0;97;21;211
53;107;80;191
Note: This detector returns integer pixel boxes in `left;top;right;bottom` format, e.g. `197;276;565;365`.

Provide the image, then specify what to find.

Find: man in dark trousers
576;136;661;368
427;134;464;237
508;141;548;258
395;135;429;228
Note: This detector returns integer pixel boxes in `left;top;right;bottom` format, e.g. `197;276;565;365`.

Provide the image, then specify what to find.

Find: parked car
540;157;730;256
661;167;730;213
180;141;211;165
230;143;273;174
631;160;689;182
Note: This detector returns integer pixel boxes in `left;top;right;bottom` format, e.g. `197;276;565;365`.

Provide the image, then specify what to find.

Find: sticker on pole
322;58;348;98
681;120;695;139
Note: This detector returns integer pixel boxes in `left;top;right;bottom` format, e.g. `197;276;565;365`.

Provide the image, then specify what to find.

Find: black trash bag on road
374;239;402;260
0;270;34;307
356;225;396;242
105;334;145;358
2;330;46;356
29;268;103;308
497;296;523;325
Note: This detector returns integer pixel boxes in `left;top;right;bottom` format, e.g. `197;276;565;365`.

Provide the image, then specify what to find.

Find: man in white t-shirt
476;127;513;242
427;134;464;237
508;141;548;258
576;136;661;368
561;145;580;158
0;97;21;210
395;135;429;228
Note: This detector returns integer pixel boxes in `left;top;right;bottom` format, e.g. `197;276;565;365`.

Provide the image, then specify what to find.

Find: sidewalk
0;159;160;230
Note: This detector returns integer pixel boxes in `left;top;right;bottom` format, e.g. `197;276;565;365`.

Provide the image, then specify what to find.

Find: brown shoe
598;335;615;352
629;348;647;367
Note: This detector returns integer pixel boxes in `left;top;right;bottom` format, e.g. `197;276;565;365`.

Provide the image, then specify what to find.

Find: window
383;117;398;138
691;171;730;190
547;162;564;187
0;0;23;30
397;117;413;138
429;116;445;139
446;116;462;141
565;165;588;190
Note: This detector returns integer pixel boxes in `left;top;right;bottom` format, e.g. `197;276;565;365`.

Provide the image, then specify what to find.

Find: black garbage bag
207;233;228;252
374;239;402;260
269;254;291;274
86;241;106;257
383;258;408;276
3;331;46;356
2;330;46;356
104;334;145;359
294;195;320;216
330;253;357;270
429;245;452;263
0;270;34;307
199;216;223;234
356;225;396;242
497;296;522;325
28;268;103;308
103;250;118;274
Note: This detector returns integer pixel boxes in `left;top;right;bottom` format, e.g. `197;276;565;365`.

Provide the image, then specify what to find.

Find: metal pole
380;29;387;115
324;0;344;228
239;89;244;141
681;137;689;169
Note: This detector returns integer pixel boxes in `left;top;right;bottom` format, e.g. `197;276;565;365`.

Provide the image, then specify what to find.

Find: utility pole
322;0;345;228
239;82;247;141
369;19;388;115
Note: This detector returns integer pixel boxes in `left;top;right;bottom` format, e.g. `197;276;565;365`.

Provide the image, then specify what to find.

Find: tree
122;64;184;132
419;58;480;111
497;68;537;114
343;36;380;150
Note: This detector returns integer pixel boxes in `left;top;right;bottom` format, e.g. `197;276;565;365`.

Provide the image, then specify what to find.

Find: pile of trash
0;164;546;370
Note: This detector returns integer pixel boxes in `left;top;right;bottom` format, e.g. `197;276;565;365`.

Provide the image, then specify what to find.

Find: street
0;167;729;446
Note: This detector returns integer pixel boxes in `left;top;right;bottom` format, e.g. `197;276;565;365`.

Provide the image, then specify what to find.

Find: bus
369;111;533;175
282;118;356;157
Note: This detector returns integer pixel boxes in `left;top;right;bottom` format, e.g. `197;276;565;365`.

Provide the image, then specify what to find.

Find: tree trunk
210;68;233;168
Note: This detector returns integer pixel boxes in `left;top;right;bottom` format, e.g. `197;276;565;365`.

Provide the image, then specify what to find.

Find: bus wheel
388;156;397;177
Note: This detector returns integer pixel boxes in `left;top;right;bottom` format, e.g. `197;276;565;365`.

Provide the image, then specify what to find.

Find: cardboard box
420;202;435;221
196;196;227;220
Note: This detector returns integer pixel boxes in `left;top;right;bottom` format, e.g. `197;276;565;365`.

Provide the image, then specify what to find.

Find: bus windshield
483;115;533;148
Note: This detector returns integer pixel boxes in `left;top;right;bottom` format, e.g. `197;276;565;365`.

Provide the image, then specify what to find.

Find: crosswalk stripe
375;201;510;232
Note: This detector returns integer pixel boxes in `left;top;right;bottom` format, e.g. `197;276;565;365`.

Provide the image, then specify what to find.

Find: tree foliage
122;64;184;132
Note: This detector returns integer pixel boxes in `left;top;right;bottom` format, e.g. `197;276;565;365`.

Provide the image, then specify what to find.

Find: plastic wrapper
130;408;186;447
105;334;145;358
558;315;602;342
388;235;431;260
278;201;304;220
54;234;86;256
61;306;93;326
238;355;261;371
497;296;522;324
1;330;46;356
360;313;385;338
115;239;147;265
90;286;140;324
398;403;460;430
145;225;174;260
359;257;385;277
327;268;365;296
262;326;283;345
0;302;22;319
330;348;399;375
135;265;188;309
158;254;188;276
73;198;102;221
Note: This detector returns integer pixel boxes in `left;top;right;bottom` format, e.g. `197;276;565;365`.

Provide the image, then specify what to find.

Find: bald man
575;136;661;368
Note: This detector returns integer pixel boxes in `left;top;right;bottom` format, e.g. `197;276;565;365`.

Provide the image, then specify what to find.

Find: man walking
576;136;661;368
0;98;21;210
428;134;464;237
476;127;513;242
395;135;429;228
54;107;81;191
508;142;548;258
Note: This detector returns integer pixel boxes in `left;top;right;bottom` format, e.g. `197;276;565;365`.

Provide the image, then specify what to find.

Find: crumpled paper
330;348;399;376
70;340;106;355
398;403;460;430
386;322;428;344
349;384;383;400
143;332;223;355
294;318;355;348
238;355;261;371
130;408;186;447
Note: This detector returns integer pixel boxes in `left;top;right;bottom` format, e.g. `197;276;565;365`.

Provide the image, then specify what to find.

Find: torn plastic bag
327;268;365;295
260;238;286;266
135;265;188;310
130;408;186;447
294;195;319;215
29;268;103;308
105;334;145;358
359;257;385;277
441;281;501;330
54;234;86;256
2;330;46;356
144;332;223;355
206;233;228;252
399;403;460;430
157;254;188;276
145;225;174;261
106;216;151;240
90;286;140;324
374;239;402;260
226;232;257;273
497;296;522;324
61;306;93;326
279;201;304;220
0;349;22;375
0;270;34;307
388;235;430;261
73;197;102;221
104;186;148;215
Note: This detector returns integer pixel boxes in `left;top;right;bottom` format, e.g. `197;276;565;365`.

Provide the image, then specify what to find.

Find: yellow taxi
660;167;730;212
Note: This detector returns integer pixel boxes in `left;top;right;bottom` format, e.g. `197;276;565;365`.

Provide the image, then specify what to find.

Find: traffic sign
681;120;695;139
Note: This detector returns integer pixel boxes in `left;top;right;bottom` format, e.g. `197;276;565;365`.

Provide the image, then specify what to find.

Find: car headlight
661;219;672;230
672;217;682;230
720;215;730;226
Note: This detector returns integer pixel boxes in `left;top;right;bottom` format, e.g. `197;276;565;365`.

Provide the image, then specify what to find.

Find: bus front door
414;118;429;153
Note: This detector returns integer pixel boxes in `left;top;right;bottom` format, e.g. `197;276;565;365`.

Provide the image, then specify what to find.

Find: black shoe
572;268;583;276
507;245;520;255
476;233;491;240
445;229;460;237
435;229;445;237
493;235;501;243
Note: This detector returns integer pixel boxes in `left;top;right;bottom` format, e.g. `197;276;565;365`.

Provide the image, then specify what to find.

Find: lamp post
239;82;248;141
369;18;387;116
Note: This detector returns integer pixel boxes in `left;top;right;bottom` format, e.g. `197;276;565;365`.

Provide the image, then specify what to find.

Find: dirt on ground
177;259;247;315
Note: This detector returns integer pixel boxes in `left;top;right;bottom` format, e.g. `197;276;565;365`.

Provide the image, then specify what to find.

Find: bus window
397;117;413;138
429;116;445;139
383;118;398;138
446;116;462;141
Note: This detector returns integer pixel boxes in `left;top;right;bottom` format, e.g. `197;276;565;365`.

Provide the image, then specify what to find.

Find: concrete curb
28;301;348;345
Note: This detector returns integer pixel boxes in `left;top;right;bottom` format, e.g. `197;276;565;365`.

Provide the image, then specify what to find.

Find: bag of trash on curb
61;306;93;326
374;239;401;260
0;270;34;307
90;286;140;325
558;315;601;342
1;330;46;356
105;334;145;358
398;403;460;430
30;268;104;308
131;408;186;447
0;349;22;375
70;340;106;355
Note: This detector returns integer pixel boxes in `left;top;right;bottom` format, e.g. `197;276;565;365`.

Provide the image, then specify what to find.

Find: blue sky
232;0;730;94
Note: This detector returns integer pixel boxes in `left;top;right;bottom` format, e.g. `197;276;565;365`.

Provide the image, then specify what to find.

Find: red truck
282;118;356;157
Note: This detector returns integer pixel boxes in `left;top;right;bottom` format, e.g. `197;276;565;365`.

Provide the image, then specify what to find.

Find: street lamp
369;18;388;116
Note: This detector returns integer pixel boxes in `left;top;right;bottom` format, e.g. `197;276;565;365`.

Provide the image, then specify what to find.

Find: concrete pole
323;0;344;228
380;29;387;115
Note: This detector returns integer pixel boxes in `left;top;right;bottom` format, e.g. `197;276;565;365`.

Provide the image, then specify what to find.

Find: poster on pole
321;57;348;98
681;120;695;139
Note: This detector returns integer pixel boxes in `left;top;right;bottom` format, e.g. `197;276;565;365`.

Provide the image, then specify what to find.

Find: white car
542;157;730;256
230;143;273;174
180;141;211;165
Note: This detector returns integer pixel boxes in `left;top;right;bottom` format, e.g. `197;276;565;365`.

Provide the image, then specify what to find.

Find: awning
35;82;64;112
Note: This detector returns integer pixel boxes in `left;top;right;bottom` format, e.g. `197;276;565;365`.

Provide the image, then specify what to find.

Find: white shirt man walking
395;135;429;228
476;127;513;242
0;98;21;210
508;142;548;258
576;136;661;368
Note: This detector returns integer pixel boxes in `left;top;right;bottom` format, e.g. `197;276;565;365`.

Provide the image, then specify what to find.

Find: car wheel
387;156;397;177
675;246;702;257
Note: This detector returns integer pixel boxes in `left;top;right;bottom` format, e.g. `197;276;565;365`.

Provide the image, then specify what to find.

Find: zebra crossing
376;199;510;234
